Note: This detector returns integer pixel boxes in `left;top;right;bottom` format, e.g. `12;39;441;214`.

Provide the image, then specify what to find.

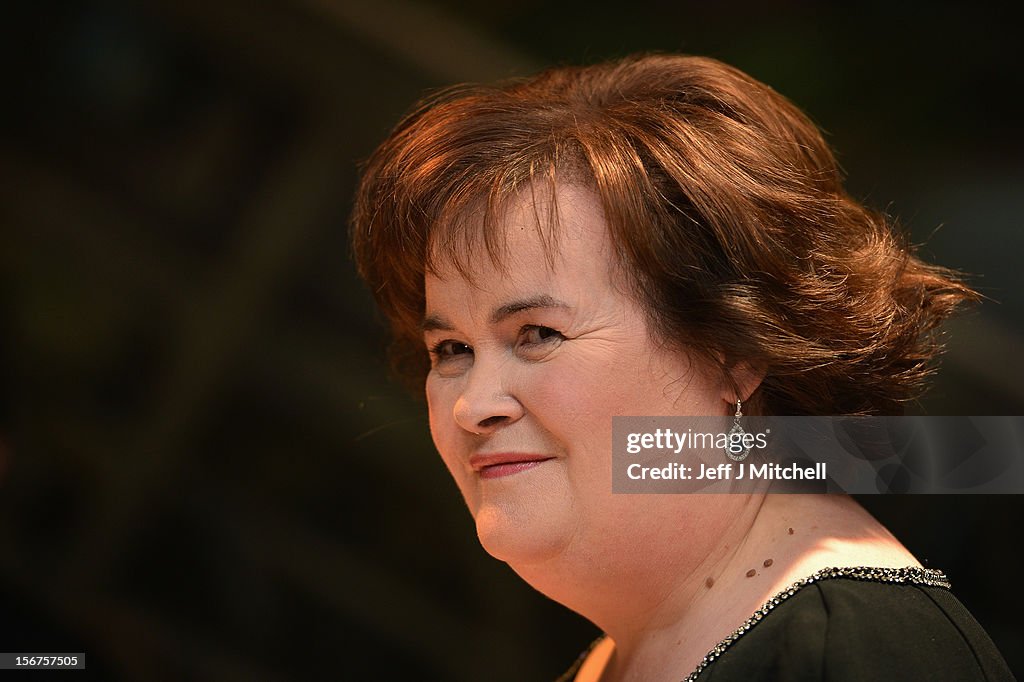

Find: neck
514;494;919;682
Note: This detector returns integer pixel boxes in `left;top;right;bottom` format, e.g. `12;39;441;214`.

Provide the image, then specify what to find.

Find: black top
560;567;1015;682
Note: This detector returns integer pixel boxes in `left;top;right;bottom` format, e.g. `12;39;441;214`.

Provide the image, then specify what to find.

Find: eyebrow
421;294;572;333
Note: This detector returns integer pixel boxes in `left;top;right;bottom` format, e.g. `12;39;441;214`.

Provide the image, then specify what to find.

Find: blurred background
2;1;1022;679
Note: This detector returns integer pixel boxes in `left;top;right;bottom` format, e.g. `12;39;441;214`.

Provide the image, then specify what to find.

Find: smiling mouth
469;454;555;479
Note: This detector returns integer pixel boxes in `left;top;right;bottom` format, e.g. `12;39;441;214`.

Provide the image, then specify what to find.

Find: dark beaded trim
683;566;950;682
555;636;603;682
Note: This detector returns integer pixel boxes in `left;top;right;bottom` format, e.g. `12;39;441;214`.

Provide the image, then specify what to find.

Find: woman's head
352;53;974;415
419;182;740;567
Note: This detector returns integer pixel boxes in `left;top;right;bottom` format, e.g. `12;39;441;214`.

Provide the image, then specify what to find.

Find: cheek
527;348;640;416
425;376;443;435
516;359;620;449
425;376;460;468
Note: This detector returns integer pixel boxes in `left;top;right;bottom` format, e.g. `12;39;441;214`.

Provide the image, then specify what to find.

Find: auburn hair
351;53;975;415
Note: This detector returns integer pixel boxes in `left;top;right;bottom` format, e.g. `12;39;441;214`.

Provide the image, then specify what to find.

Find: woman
351;55;1013;680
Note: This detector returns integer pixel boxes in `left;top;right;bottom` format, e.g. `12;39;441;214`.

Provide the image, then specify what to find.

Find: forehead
426;182;616;286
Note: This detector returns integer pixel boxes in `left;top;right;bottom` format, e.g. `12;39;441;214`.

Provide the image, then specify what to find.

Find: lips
469;453;555;479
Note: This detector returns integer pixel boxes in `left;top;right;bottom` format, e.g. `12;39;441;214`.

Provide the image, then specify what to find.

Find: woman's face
423;184;731;570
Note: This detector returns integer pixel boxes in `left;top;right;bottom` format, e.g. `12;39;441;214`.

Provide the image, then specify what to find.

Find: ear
723;361;765;405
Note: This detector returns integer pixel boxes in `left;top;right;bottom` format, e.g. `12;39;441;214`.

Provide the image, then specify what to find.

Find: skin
423;183;920;681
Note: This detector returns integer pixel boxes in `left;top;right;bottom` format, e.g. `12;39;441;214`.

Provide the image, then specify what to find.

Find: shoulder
697;576;1014;681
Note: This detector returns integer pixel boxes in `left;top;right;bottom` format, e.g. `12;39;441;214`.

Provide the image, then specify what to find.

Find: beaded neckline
557;566;950;682
682;565;950;682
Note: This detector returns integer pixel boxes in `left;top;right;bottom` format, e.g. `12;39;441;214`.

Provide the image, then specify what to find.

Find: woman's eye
520;325;564;347
429;340;473;360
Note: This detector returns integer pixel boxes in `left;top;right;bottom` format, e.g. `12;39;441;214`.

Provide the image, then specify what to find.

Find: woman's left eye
519;325;565;347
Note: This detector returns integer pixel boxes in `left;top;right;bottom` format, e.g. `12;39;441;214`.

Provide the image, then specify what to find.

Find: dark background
2;1;1022;680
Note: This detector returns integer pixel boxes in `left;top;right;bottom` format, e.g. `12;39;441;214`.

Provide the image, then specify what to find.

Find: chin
474;503;570;566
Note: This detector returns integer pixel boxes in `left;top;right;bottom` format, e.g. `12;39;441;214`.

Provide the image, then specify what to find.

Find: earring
725;399;751;461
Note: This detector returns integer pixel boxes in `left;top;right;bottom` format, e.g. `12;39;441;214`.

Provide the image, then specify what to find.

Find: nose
453;357;525;435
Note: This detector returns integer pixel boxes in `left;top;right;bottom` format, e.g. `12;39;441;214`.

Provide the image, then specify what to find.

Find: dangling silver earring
725;399;751;461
